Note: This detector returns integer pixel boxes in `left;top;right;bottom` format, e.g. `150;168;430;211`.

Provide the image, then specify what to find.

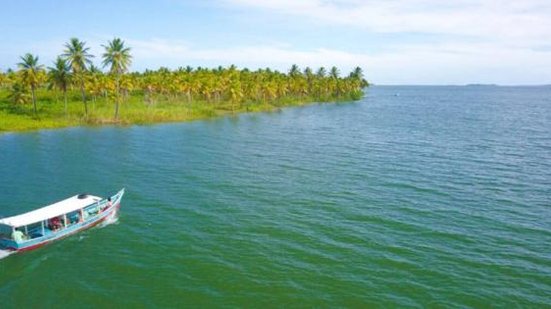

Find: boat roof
0;194;102;227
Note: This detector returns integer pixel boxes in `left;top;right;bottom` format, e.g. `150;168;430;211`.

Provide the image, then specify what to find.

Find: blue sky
1;0;551;85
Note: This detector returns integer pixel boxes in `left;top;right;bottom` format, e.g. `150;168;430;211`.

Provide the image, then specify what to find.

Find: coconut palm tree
48;56;71;116
86;64;104;110
349;66;368;88
0;72;7;89
4;69;17;89
303;67;314;94
8;82;31;105
350;66;363;80
63;38;94;116
289;64;301;77
303;67;313;77
330;66;340;79
102;37;132;119
228;72;243;112
316;67;326;78
17;53;45;115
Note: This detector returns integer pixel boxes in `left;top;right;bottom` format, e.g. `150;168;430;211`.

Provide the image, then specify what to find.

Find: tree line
0;38;368;120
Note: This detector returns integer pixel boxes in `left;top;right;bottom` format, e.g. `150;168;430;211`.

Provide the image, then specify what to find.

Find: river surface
1;86;550;307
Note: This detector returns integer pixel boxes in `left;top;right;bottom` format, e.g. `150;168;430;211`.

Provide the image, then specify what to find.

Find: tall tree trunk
145;87;152;106
31;85;37;116
63;88;68;117
115;74;120;120
80;79;88;116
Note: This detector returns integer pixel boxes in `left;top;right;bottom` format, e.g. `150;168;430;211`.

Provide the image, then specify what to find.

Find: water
1;86;550;307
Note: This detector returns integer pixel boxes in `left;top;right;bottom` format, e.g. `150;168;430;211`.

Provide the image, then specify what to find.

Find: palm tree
48;57;71;116
8;82;31;105
0;72;7;89
63;38;93;116
330;66;339;79
349;66;368;88
316;67;326;78
289;64;300;77
228;72;243;112
4;69;17;89
87;64;103;110
17;53;45;115
303;67;314;94
102;37;132;119
350;66;363;80
303;67;313;77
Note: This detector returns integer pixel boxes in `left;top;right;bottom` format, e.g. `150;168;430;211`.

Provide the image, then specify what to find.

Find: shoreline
0;95;360;134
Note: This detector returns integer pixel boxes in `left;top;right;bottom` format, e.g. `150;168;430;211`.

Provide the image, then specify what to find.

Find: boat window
84;204;100;217
66;210;81;225
0;225;12;238
27;222;43;239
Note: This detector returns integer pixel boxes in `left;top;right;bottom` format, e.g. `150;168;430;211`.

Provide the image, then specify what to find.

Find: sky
1;0;551;85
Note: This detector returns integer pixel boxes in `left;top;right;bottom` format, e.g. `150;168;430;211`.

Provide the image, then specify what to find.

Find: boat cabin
0;193;111;251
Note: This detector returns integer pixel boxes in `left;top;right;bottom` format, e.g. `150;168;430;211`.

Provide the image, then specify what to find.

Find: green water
1;86;550;307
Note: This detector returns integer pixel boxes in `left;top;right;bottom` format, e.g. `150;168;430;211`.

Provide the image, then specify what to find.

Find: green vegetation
0;38;368;132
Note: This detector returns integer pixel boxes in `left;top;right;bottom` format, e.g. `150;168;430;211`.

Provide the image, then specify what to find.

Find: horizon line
372;84;551;87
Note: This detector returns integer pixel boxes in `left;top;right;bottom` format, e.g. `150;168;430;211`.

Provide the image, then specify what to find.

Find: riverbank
0;89;362;132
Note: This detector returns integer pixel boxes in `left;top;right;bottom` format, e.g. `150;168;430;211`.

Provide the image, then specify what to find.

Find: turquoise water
1;86;550;307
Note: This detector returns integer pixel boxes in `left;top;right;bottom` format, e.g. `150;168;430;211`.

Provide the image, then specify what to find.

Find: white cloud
212;0;551;84
125;38;551;84
223;0;551;44
3;34;551;84
3;1;551;84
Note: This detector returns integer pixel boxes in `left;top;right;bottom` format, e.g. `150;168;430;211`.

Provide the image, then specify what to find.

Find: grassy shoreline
0;89;361;133
2;38;368;133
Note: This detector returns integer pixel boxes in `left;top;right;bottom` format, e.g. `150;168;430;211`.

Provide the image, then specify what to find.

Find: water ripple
1;86;550;307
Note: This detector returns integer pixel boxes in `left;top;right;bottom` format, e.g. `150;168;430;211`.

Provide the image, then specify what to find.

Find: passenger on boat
49;217;62;231
12;229;27;243
102;197;112;212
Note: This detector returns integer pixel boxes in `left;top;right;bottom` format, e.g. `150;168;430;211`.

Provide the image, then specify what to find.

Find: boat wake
0;249;14;260
97;210;119;228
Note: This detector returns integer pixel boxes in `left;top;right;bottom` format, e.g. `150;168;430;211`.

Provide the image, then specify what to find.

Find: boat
0;189;125;252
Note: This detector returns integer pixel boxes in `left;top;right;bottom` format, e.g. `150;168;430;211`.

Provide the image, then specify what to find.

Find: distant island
465;84;499;87
0;38;368;132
